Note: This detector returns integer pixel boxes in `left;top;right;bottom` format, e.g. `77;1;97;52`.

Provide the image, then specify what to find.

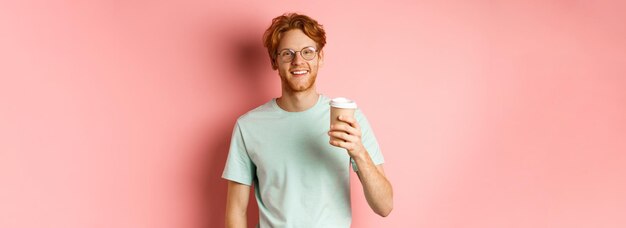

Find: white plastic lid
330;97;357;109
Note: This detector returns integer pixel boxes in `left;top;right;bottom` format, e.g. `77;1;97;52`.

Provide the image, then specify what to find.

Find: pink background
1;1;625;227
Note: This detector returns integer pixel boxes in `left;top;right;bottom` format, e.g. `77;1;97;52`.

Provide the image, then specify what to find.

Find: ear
271;57;278;70
318;49;324;67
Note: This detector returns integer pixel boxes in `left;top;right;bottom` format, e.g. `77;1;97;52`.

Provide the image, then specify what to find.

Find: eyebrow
277;46;317;52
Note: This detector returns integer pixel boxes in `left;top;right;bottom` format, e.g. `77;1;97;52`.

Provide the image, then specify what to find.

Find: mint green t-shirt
222;95;384;228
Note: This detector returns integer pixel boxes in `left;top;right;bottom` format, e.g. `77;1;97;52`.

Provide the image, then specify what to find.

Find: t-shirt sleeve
222;121;256;186
353;109;384;170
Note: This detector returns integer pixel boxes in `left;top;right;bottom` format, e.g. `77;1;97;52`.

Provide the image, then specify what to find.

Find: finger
338;115;355;124
338;115;360;129
329;139;352;150
331;124;361;137
330;124;361;137
328;131;359;142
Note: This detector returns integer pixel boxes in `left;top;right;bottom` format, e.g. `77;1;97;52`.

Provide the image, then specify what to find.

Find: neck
276;87;319;112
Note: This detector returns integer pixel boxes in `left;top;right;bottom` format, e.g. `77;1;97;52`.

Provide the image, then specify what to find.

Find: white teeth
291;70;307;75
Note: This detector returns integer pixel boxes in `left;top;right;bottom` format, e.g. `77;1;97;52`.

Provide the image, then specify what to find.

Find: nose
291;51;306;65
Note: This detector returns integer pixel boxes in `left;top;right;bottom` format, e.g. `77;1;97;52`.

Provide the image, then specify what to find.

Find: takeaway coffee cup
329;97;357;141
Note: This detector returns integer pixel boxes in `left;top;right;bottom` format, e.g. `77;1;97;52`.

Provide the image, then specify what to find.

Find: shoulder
236;99;279;126
319;94;332;105
355;108;368;121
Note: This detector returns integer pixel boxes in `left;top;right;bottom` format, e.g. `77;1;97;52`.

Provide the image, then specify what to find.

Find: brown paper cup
330;97;357;142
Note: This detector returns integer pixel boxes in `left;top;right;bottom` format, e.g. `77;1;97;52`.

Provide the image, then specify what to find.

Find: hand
328;115;366;158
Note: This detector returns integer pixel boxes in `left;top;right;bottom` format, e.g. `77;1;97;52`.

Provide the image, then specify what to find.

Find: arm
225;181;250;228
329;115;394;217
353;157;393;217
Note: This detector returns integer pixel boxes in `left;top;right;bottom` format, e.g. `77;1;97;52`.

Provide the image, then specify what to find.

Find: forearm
225;210;247;228
352;151;393;217
225;181;250;228
327;115;393;216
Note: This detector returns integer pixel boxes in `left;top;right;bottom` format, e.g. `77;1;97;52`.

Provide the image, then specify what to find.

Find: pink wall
1;1;625;227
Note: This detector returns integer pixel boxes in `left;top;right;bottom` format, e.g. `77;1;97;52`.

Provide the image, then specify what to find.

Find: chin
280;72;317;92
289;81;315;92
289;85;311;92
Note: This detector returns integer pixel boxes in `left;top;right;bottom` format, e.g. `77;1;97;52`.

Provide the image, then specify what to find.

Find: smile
290;70;309;75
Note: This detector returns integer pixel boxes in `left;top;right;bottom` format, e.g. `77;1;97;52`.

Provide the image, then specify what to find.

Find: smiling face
275;29;324;93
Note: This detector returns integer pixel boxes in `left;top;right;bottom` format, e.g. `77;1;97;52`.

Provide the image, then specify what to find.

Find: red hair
263;13;327;70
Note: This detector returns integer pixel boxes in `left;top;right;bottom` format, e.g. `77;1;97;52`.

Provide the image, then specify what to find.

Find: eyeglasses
276;46;318;63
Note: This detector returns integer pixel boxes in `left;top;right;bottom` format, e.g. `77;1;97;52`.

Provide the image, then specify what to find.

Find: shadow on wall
196;16;272;227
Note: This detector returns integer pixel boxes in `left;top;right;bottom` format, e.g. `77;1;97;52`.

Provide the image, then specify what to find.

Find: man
222;13;393;228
